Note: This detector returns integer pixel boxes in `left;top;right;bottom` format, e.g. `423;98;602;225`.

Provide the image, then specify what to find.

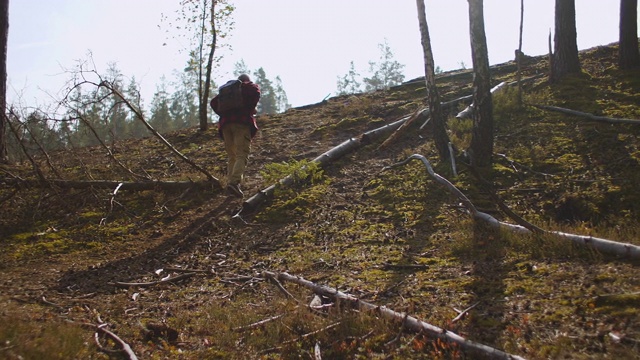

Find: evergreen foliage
335;40;406;96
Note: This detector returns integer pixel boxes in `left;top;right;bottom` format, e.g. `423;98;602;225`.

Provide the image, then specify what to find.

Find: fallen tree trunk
240;92;482;217
532;104;640;125
262;271;526;360
456;75;544;119
456;82;508;119
377;108;429;150
239;137;363;214
384;154;640;259
3;178;213;192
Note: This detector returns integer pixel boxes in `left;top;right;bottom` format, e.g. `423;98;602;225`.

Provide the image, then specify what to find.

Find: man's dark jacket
210;80;261;139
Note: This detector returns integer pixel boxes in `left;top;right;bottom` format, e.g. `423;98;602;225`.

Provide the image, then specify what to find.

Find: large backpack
216;80;245;114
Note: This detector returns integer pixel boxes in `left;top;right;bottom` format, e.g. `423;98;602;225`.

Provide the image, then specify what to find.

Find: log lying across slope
238;90;482;216
533;104;640;125
262;271;526;360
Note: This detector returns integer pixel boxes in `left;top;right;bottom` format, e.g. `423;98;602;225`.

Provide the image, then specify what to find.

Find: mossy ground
1;43;639;359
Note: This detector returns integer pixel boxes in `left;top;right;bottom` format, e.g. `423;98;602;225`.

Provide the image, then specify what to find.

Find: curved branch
109;272;197;288
102;81;220;186
384;154;640;259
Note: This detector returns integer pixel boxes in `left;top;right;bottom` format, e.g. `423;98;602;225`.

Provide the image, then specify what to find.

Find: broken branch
532;104;640;125
262;271;525;360
110;272;197;288
384;154;640;259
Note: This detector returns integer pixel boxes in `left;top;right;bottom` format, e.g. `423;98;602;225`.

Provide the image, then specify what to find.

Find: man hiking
210;74;261;198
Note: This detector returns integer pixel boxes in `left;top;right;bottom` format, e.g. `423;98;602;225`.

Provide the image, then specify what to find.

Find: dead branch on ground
69;320;138;360
463;163;545;234
457;82;508;119
383;154;640;259
451;302;480;323
65;110;150;181
261;271;525;360
232;314;287;332
259;321;342;355
532;104;640;125
109;272;197;288
377;108;428;150
264;272;301;303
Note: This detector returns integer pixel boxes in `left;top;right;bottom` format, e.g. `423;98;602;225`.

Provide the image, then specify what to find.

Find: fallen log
532;104;640;125
239;92;481;218
383;154;640;259
239;137;363;215
456;82;508;119
377;108;429;150
262;271;526;360
456;75;544;120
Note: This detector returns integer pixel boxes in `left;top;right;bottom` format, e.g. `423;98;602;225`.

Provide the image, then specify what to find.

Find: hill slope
1;43;639;359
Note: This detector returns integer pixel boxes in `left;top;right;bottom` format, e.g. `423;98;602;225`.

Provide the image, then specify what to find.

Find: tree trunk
516;0;524;107
200;0;217;131
0;0;8;163
550;0;581;82
619;0;640;69
467;0;494;167
416;0;450;161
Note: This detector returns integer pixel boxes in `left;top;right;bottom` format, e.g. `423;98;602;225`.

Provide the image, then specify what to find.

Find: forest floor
1;43;639;359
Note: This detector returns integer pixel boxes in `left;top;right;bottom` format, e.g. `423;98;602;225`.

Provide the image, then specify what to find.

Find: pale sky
7;0;628;111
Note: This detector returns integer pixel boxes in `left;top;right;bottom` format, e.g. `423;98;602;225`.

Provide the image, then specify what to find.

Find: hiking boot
226;183;244;198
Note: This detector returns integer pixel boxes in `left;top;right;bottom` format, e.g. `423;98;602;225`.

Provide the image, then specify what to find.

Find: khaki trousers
221;122;252;185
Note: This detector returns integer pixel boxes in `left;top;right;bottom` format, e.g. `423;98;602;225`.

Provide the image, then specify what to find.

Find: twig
232;314;286;332
448;142;457;177
265;273;300;303
96;326;138;360
259;322;341;354
451;302;480;323
40;296;64;308
496;153;557;178
463;163;545;234
385;313;410;347
163;267;214;274
380;263;429;271
109;272;197;288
